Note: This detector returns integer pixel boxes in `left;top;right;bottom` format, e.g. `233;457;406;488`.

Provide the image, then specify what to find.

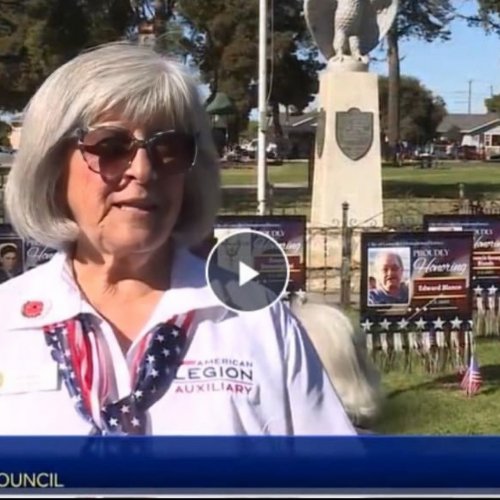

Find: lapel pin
22;300;44;318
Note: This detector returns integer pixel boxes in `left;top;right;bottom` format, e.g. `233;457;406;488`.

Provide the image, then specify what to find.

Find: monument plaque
336;107;373;161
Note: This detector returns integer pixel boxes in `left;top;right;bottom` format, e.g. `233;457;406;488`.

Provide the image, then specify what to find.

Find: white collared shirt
0;246;356;436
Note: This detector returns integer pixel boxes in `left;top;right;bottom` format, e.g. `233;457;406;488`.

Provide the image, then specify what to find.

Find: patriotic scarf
43;311;195;435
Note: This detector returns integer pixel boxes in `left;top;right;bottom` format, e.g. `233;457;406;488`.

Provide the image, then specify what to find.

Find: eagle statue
304;0;398;64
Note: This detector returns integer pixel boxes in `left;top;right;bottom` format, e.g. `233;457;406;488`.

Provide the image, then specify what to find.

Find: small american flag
460;355;482;397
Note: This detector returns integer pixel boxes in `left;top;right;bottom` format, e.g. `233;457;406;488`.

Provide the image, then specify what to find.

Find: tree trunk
271;101;283;155
387;25;400;166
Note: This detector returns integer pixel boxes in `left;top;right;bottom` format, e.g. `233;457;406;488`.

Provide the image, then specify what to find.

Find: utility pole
468;79;473;114
257;0;268;216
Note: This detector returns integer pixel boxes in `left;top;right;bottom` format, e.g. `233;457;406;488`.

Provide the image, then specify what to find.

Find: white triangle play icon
239;261;259;286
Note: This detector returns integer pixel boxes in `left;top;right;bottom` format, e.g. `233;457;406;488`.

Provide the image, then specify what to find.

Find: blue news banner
0;437;499;492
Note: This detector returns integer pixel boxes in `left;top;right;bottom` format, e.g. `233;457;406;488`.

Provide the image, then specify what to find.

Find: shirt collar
6;245;227;330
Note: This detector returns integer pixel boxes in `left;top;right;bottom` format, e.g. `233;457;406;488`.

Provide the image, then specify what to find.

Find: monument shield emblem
315;108;326;158
335;107;374;161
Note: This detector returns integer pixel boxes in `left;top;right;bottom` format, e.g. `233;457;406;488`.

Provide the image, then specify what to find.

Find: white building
437;113;500;159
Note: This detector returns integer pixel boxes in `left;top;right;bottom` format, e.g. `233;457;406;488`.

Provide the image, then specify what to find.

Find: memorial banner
0;224;57;279
0;224;24;284
424;214;500;337
214;215;307;298
360;231;474;373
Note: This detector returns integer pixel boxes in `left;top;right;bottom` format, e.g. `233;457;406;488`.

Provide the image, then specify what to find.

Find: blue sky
370;0;499;114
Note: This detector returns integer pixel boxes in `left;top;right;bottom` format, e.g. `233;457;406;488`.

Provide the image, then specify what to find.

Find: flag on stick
460;355;482;397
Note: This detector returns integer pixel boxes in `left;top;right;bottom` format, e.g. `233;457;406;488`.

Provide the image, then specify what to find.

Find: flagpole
257;0;268;216
468;329;474;396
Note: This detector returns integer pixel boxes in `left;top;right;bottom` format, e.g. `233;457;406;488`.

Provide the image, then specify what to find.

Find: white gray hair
290;298;383;428
5;42;220;250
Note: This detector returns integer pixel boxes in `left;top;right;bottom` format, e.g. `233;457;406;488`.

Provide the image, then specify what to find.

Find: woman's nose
124;147;157;183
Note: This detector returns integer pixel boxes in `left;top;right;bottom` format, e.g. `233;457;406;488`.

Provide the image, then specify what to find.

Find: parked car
240;139;279;160
457;145;479;161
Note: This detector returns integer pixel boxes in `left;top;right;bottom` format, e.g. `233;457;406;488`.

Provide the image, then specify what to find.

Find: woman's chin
101;231;170;258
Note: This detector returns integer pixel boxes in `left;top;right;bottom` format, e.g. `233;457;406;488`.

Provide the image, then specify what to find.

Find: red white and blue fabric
43;311;195;435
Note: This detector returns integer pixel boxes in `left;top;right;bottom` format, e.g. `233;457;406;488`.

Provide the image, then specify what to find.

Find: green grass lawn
374;337;500;435
221;161;309;186
383;162;500;198
220;161;500;219
221;161;500;197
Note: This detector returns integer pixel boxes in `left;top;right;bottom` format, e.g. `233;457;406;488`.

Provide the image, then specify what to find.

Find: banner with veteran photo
0;224;25;284
360;231;474;374
0;224;57;275
213;215;307;299
424;215;500;338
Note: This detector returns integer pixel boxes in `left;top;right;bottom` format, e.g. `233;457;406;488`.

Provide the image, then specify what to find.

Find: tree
379;75;447;146
175;0;322;141
0;0;135;112
265;0;323;146
485;94;500;113
444;125;462;144
385;0;454;163
466;0;500;33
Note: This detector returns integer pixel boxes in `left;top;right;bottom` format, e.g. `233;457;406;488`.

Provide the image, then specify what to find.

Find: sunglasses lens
151;132;196;170
80;128;135;177
78;127;196;178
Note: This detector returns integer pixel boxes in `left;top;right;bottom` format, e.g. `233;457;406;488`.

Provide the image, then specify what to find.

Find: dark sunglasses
75;126;198;180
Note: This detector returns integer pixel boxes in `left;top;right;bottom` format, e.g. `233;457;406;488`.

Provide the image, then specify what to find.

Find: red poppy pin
22;301;44;318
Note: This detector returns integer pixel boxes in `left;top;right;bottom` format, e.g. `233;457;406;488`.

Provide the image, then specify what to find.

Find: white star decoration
433;317;445;330
131;417;141;428
151;368;159;378
156;334;165;343
474;285;483;296
134;390;143;399
488;285;498;295
415;318;427;330
147;355;155;364
162;348;170;357
108;418;118;427
397;318;409;330
361;319;373;332
120;405;130;414
296;289;307;301
451;317;463;329
379;318;391;331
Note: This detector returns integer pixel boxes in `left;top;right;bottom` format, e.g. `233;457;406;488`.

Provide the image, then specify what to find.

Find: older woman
0;42;355;436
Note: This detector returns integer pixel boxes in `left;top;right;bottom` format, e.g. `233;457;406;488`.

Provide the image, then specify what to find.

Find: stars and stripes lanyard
43;310;195;435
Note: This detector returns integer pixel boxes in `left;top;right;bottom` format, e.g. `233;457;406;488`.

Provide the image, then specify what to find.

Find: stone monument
304;0;398;227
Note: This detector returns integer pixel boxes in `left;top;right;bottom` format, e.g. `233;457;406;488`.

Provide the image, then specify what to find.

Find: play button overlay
206;229;290;313
239;261;259;286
